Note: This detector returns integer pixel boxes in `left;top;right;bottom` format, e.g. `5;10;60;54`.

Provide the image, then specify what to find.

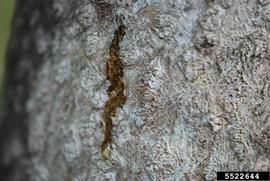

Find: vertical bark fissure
101;22;127;157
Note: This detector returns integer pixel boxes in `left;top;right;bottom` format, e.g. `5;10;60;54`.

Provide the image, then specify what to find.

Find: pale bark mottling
1;0;270;180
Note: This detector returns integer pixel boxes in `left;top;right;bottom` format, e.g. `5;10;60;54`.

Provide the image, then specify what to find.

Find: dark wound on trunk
101;23;127;158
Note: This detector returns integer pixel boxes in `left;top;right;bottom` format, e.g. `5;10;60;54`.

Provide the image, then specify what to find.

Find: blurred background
0;0;14;94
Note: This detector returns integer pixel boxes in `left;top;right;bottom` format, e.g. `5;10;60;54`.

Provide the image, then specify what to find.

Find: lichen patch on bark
101;23;127;158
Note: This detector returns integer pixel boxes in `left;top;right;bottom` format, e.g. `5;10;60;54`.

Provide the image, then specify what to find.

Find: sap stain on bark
101;23;127;158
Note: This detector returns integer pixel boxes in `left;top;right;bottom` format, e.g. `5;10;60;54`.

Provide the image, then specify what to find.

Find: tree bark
1;0;270;180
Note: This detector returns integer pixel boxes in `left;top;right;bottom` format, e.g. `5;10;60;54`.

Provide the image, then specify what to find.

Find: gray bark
1;0;270;180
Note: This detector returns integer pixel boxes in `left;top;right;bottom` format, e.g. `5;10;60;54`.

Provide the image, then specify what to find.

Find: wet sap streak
101;23;127;158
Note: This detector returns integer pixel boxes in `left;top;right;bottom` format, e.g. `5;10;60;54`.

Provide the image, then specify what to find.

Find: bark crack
101;23;127;158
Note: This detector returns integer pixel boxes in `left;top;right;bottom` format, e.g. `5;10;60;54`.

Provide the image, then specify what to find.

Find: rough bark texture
1;0;270;180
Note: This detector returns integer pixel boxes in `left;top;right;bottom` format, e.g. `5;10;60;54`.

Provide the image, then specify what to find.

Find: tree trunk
1;0;269;180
